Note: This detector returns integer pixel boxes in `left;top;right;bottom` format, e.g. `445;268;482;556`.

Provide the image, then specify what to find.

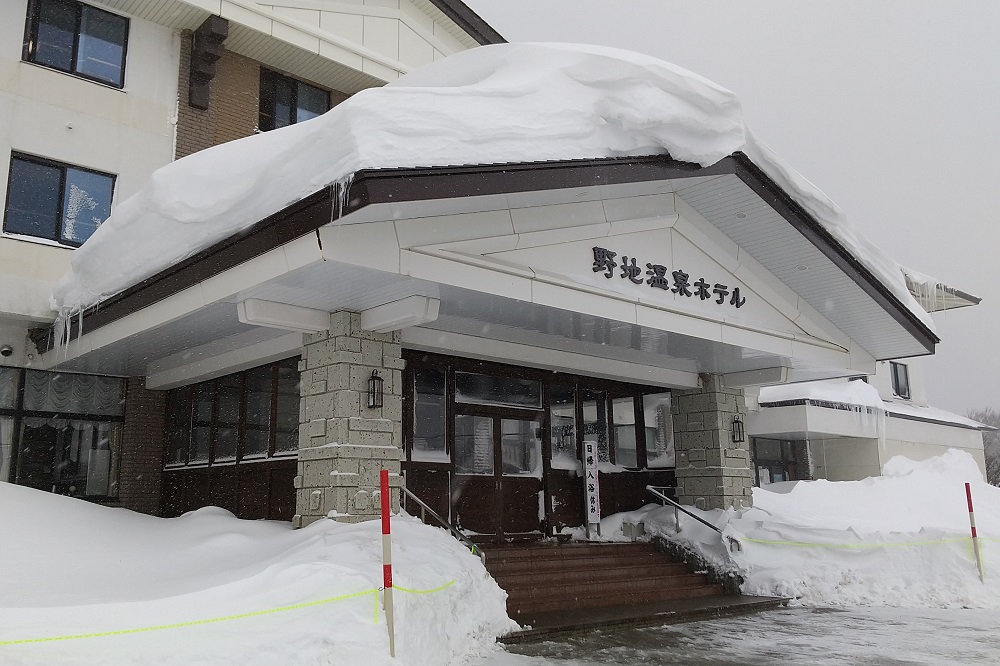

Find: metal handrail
401;485;485;563
646;485;742;552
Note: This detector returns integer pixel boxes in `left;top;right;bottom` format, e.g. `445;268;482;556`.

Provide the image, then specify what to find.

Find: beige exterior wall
0;0;180;325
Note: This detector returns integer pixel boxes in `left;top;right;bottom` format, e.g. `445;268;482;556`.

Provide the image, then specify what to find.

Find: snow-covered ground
2;450;996;664
0;483;515;665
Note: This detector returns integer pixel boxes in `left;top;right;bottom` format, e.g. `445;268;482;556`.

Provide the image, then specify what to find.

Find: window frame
3;152;116;247
163;357;300;470
258;68;331;132
22;0;130;89
890;361;910;400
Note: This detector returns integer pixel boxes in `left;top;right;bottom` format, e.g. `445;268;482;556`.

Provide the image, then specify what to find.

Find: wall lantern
368;370;384;409
731;415;746;444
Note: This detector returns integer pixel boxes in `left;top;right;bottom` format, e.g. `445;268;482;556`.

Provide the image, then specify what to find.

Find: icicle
334;173;355;222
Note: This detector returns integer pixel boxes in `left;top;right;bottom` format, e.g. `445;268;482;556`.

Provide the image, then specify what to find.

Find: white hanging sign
582;440;601;530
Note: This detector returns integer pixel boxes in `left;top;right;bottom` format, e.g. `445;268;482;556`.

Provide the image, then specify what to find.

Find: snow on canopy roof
758;379;989;430
50;42;935;335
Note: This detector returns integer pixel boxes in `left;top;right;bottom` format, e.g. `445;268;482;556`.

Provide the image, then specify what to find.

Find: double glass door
452;411;543;539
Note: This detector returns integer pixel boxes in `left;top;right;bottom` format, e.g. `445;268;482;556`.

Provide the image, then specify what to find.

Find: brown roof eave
729;151;939;354
426;0;506;45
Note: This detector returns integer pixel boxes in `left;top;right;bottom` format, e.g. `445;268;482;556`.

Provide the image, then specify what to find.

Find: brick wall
118;377;167;515
175;32;261;159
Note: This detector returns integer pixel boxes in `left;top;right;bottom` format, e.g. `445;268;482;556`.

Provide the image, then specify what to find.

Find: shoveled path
500;594;788;643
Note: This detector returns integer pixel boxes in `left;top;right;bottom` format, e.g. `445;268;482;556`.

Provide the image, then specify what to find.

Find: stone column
293;311;404;527
672;374;753;510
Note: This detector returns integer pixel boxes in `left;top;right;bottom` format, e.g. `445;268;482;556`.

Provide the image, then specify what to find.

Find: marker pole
966;482;985;582
381;469;395;657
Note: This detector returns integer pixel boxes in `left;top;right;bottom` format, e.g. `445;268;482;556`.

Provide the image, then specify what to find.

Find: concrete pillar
672;374;753;510
293;311;404;527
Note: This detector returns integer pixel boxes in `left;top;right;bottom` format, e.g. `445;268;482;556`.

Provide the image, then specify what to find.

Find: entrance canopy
38;153;935;390
37;43;941;388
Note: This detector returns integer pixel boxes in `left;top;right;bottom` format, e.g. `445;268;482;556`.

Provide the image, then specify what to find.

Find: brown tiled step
486;542;654;562
492;563;696;588
507;583;724;616
486;554;687;577
486;550;670;571
503;572;715;600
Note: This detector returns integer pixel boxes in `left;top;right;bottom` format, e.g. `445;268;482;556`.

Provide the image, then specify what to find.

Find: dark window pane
413;368;446;462
5;158;62;239
549;384;578;470
455;415;493;475
295;82;328;122
272;76;294;129
190;383;213;463
454;371;541;409
0;367;20;409
501;419;541;477
76;5;126;86
643;393;674;468
34;0;77;72
166;391;190;465
243;366;271;458
581;389;608;463
214;375;240;462
61;167;113;244
16;417;120;498
274;360;299;453
612;396;637;468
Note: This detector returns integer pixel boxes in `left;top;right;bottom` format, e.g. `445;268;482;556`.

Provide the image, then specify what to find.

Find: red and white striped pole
380;469;396;657
965;482;985;582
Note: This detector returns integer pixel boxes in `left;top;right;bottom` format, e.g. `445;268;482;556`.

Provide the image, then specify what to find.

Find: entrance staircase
485;541;725;620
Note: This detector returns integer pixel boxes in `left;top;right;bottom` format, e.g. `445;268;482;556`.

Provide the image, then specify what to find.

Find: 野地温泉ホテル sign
592;246;746;308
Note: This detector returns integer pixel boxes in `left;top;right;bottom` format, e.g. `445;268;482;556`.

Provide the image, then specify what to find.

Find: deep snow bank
0;483;515;665
635;450;1000;608
51;42;933;335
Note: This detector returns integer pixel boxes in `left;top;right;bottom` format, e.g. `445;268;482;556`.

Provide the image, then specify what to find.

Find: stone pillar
293;311;404;527
672;374;753;510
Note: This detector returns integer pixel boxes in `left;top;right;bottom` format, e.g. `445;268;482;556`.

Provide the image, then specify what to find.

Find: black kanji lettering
646;263;670;290
694;278;711;300
592;247;617;278
730;287;746;308
672;270;692;297
713;284;729;305
620;256;643;284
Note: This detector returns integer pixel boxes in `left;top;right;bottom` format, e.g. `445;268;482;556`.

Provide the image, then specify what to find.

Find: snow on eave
48;42;937;347
758;379;991;431
902;266;982;313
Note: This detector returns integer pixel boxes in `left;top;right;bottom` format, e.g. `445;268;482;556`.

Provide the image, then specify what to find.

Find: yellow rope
0;580;456;647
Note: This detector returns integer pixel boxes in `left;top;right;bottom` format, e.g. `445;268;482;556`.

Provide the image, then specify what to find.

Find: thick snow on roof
51;42;935;335
758;378;987;429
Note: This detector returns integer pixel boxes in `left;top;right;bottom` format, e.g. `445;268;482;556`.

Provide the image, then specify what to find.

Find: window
4;153;114;246
23;0;129;88
1;369;124;499
890;362;910;399
259;69;330;131
165;357;300;467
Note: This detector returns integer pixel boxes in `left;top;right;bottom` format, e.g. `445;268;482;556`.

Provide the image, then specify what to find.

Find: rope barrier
0;580;455;647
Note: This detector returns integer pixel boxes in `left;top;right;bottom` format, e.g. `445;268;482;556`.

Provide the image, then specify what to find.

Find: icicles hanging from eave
901;267;982;313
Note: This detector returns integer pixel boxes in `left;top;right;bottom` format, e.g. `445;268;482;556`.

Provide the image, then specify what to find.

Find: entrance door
452;413;543;541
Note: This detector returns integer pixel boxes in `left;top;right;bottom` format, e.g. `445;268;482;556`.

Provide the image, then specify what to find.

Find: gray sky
465;0;1000;415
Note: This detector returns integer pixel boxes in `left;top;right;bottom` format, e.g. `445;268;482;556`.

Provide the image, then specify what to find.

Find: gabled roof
427;0;506;45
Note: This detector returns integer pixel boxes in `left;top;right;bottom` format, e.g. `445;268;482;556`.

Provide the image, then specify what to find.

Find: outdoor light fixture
368;370;384;409
731;415;745;444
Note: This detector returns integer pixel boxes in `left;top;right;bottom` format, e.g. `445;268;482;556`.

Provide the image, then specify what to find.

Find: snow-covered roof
758;379;990;430
902;266;981;312
51;43;936;341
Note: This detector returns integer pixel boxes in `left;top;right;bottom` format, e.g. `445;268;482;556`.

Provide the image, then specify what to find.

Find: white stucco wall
0;0;180;323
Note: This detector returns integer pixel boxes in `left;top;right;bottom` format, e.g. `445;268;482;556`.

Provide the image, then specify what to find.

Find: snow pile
0;483;515;665
758;378;884;410
51;42;933;336
638;450;1000;608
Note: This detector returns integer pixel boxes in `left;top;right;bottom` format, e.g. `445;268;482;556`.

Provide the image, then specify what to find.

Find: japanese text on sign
592;246;746;308
582;441;601;523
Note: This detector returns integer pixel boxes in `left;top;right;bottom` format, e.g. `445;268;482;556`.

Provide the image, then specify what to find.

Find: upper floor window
23;0;129;88
3;153;115;246
259;69;329;131
890;361;910;400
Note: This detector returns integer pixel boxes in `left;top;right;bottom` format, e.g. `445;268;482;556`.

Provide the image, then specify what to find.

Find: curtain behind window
23;371;122;416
